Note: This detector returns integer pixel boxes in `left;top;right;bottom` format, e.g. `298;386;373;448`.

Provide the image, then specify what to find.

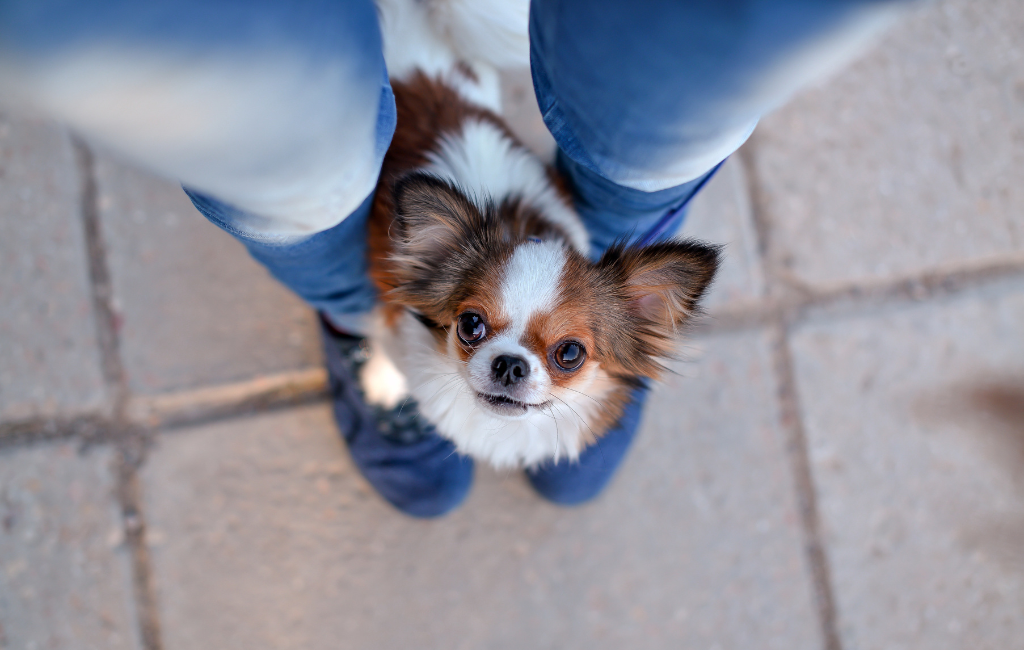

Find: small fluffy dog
361;0;720;468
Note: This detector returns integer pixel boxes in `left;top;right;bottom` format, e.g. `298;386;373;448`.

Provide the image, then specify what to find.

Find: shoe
525;382;648;505
320;316;473;517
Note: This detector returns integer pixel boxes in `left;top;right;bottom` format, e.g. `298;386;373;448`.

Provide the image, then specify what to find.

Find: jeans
0;0;908;328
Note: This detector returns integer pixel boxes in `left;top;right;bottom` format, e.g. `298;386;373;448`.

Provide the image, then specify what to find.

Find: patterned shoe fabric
320;316;474;518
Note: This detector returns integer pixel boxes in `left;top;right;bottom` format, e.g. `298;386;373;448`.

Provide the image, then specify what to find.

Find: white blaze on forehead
499;241;565;327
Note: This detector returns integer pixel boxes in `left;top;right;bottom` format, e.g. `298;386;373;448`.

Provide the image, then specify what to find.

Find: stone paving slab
0;442;139;650
683;154;765;313
791;278;1024;650
754;0;1024;288
94;154;321;395
0;115;107;423
142;330;818;650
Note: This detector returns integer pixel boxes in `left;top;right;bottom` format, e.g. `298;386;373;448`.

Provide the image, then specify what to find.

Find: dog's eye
554;341;586;371
457;312;487;344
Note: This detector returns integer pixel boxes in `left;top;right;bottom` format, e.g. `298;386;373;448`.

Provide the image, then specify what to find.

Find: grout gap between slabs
693;252;1024;338
73;137;165;650
0;370;330;452
768;322;843;650
738;139;843;650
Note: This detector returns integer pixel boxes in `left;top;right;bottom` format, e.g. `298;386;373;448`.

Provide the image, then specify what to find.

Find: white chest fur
364;311;616;469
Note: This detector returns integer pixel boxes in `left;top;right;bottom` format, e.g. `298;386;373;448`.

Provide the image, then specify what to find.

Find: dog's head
388;172;719;420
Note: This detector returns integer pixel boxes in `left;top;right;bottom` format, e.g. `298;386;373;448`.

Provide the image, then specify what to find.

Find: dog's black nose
492;355;529;386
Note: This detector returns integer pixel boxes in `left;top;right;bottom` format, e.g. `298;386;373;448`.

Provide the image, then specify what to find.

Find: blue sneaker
320;317;474;518
525;383;648;505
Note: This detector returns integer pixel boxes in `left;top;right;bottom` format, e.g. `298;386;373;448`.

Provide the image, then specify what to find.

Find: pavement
1;1;1023;648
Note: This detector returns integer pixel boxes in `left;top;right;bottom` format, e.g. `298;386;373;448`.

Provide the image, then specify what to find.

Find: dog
359;0;720;469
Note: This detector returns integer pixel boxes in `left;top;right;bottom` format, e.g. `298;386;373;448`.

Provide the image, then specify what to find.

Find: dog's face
446;238;599;419
388;173;719;421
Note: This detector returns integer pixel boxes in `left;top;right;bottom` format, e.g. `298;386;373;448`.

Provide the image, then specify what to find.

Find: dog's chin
475;392;549;419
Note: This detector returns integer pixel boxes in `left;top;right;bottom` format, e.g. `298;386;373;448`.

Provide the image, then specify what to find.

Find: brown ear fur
385;173;497;318
392;173;482;264
597;239;720;373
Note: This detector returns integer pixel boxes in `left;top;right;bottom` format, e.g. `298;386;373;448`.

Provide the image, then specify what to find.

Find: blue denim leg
186;188;378;329
2;0;396;328
531;0;909;196
185;76;398;331
1;0;389;235
555;150;721;257
529;0;910;504
532;0;908;250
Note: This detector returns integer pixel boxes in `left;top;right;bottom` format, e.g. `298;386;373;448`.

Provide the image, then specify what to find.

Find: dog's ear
599;240;720;369
392;172;481;262
388;173;483;314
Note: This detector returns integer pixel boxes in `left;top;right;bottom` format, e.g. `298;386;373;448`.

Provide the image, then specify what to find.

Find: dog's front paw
359;340;410;409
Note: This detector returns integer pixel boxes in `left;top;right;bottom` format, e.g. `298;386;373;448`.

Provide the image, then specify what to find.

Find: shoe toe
526;384;648;506
344;414;474;518
322;318;474;518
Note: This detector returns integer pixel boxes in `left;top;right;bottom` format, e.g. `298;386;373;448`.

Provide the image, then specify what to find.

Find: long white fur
376;0;503;112
386;309;618;468
359;333;409;409
498;241;565;323
424;0;531;70
426;120;590;255
362;0;610;468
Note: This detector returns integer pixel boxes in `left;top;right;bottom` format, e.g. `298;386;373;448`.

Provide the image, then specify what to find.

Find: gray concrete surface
0;116;107;422
96;154;321;395
754;0;1024;288
792;279;1024;650
142;332;818;650
0;442;139;650
685;157;766;313
2;0;1024;648
500;68;557;162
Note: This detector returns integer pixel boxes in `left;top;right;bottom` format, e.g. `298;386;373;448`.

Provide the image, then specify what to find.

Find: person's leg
182;76;398;333
1;0;387;327
0;0;472;516
531;0;909;254
527;0;912;503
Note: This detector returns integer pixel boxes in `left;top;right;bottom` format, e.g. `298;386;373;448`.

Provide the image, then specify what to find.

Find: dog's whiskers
552;394;597;440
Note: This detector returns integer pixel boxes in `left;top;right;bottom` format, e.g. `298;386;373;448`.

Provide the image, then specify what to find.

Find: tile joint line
73;137;165;650
739;140;843;650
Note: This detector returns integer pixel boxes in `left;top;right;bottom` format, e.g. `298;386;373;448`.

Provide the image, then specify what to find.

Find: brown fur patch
453;60;479;84
545;166;575;207
494;197;571;243
524;239;719;432
592;240;720;378
365;72;720;449
367;72;557;328
521;305;595;389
